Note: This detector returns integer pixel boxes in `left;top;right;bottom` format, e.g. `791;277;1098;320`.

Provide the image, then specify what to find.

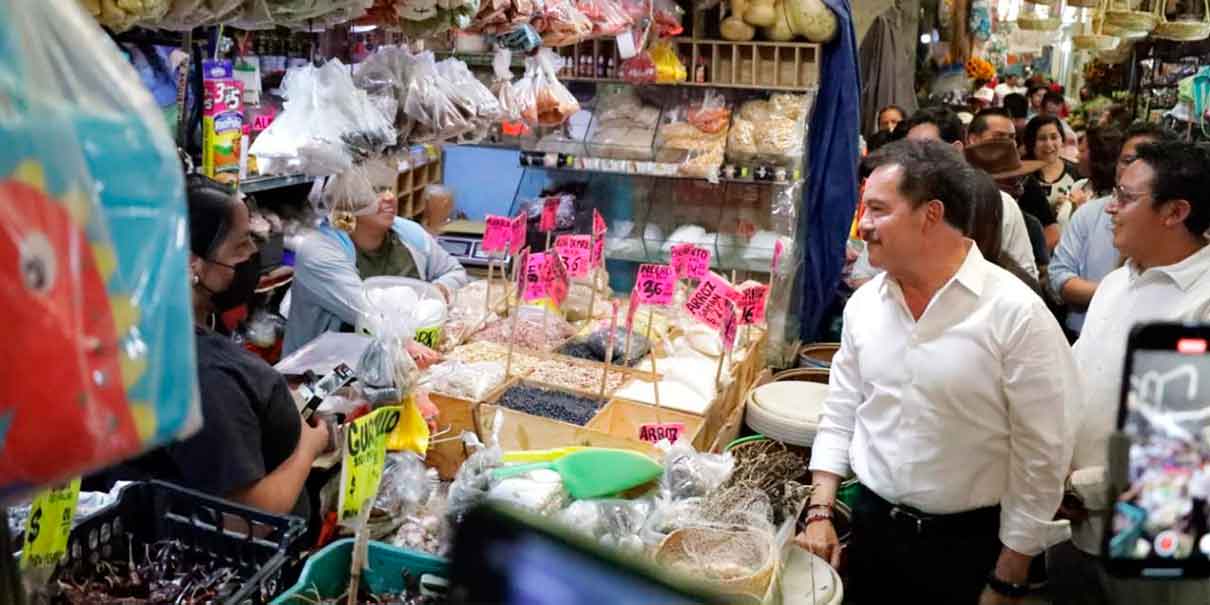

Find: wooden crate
699;329;767;451
396;145;442;220
477;379;662;457
589;397;707;450
423;377;515;479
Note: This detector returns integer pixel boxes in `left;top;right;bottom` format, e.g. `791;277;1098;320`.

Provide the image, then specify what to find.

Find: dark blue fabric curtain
797;0;861;341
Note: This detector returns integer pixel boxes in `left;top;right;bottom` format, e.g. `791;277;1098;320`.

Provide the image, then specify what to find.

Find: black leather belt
860;485;1000;537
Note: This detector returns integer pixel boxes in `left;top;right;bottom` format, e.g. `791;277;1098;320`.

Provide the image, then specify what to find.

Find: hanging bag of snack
517;49;581;127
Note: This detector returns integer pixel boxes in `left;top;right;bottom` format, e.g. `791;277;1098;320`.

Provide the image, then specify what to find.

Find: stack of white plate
779;548;844;605
744;381;829;446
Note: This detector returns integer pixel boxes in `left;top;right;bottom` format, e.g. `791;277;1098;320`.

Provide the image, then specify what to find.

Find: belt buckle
889;506;925;534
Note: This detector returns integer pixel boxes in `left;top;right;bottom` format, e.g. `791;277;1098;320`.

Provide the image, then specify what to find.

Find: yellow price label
414;326;442;349
20;478;81;570
337;406;401;525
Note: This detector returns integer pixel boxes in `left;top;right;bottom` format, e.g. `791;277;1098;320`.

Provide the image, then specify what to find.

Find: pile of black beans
497;385;603;426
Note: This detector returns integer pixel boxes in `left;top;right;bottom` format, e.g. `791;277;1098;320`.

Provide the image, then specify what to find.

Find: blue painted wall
441;145;527;220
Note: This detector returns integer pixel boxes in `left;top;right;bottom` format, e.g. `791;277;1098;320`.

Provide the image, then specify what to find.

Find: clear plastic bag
446;433;504;524
356;281;422;405
491;48;524;122
535;0;594;46
661;440;735;499
404;51;478;143
375;452;438;517
323;164;380;222
558;498;654;553
650;40;687;83
423;360;506;401
577;0;633;36
436;57;503;143
586;326;650;364
0;0;200;496
517;49;581;127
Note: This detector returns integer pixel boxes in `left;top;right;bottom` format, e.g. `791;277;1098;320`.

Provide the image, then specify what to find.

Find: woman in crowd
1072;126;1123;207
1023;115;1081;231
87;176;332;522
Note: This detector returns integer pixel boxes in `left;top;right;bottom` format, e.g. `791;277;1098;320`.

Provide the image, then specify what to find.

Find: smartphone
298;362;356;422
1106;323;1210;578
447;504;736;605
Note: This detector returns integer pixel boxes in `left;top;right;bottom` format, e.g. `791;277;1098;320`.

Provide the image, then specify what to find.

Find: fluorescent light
351;24;378;33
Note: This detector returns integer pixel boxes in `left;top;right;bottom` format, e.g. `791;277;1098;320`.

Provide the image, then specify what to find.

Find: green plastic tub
271;539;448;604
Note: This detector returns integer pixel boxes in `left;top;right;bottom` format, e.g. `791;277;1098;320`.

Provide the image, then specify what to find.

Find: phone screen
1108;324;1210;577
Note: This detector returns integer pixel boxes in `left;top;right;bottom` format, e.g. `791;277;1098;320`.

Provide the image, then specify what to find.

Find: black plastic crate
57;480;306;605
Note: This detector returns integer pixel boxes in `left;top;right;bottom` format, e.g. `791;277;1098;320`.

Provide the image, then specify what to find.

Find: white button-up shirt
1069;244;1210;554
810;243;1079;556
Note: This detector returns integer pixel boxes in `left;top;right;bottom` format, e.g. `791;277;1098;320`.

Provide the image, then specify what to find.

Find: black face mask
209;252;262;312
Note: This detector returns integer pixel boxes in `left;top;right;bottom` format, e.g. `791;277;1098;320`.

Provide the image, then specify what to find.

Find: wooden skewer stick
599;302;618;400
647;306;661;424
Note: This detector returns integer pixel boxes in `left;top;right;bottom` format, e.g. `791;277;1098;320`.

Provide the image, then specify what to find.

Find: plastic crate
271;539;447;604
59;480;306;605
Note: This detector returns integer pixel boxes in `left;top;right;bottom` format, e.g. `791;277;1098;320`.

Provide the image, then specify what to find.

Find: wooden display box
477;379;662;457
589;398;707;450
423;378;514;479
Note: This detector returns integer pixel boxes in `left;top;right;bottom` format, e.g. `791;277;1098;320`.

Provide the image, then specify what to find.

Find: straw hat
964;139;1046;179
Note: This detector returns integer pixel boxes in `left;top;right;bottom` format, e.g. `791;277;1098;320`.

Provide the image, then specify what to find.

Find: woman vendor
87;176;331;520
283;188;470;361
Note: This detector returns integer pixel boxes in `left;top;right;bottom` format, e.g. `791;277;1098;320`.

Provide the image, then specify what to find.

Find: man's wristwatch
985;572;1029;598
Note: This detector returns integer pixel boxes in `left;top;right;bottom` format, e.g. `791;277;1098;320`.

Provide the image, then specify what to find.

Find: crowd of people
803;93;1210;603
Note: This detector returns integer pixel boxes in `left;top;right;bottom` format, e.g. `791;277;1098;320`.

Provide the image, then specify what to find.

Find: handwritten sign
510;211;528;255
555;234;592;277
482;214;512;254
721;301;739;352
593;208;608;238
639;422;686;444
21;479;80;570
548;252;569;306
634;264;676;306
772;239;784;273
684;273;739;331
591;237;605;269
671;243;711;280
339;406;401;524
738;283;770;325
522;252;549;302
540;197;560;232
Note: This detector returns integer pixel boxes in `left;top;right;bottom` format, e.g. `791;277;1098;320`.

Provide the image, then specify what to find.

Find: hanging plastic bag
577;0;634;36
517;49;581;127
653;0;685;36
650;40;687;83
491;48;525;122
620;52;657;84
0;0;200;498
535;0;594;46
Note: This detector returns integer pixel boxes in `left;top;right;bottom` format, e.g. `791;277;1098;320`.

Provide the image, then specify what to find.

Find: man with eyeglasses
1048;141;1210;604
1048;123;1172;340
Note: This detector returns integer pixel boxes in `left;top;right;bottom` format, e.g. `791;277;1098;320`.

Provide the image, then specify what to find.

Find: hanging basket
1103;22;1152;38
1073;33;1123;49
1023;0;1061;5
1097;39;1136;63
1153;0;1210;40
1069;0;1100;6
1018;15;1063;29
1105;8;1158;32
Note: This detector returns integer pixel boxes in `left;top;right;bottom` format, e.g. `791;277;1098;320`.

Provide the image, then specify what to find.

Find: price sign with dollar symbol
21;479;81;570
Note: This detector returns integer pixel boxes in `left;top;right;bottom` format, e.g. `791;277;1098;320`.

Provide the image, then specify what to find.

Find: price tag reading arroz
684;273;739;331
21;479;81;570
338;406;401;524
638;422;685;444
671;243;711;280
482;214;512;254
555;234;592;278
634;264;676;306
737;283;770;325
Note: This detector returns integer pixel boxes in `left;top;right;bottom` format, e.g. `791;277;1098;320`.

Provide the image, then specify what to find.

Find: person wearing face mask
284;184;470;360
86;175;332;520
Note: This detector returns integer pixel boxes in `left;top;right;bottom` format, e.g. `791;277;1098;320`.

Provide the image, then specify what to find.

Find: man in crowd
797;139;1079;605
995;72;1027;105
901;107;1039;280
1048;123;1173;338
877;104;906;134
1002;93;1030;154
1049;141;1210;605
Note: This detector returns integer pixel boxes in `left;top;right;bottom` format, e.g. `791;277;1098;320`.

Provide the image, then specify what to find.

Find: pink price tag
592;209;608;238
638;422;686;444
482;215;512;254
683;273;739;331
670;243;712;280
591;237;605;269
625;290;638;335
554;234;592;278
721;300;739;352
510;211;528;255
540;197;559;232
737;283;769;325
634;264;676;306
772;239;784;272
521;252;548;302
547;252;569;306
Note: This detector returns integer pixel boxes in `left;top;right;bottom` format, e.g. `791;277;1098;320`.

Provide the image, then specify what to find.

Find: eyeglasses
1113;185;1152;205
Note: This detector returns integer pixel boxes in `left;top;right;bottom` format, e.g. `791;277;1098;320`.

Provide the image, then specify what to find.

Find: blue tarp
797;0;861;341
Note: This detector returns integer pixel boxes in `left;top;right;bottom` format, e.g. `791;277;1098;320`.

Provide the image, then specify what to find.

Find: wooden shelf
396;145;443;220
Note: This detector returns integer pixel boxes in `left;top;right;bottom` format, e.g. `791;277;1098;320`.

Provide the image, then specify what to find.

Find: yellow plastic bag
650;42;687;83
386;394;431;455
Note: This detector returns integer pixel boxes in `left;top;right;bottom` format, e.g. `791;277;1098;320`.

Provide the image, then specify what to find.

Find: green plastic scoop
491;448;663;500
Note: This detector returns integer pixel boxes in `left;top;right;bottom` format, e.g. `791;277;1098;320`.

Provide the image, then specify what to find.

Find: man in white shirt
796;139;1080;605
994;73;1027;106
1048;141;1210;605
900;107;1040;281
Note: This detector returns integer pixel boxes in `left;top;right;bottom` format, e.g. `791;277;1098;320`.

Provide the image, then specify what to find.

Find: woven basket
655;527;776;599
1098;39;1136;63
1018;15;1063;29
1069;0;1100;6
1104;22;1151;38
1153;0;1210;40
1073;33;1122;49
1105;8;1158;31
